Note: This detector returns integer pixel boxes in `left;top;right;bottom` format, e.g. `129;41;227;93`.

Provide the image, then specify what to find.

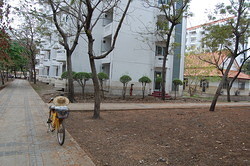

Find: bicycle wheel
57;120;65;145
48;115;55;132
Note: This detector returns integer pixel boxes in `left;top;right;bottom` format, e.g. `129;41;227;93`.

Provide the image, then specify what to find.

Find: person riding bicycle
47;95;70;123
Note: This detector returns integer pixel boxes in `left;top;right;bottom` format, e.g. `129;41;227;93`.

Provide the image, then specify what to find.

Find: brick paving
0;79;95;166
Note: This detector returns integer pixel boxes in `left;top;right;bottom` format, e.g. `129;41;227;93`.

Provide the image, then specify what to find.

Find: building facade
186;17;249;65
36;1;187;97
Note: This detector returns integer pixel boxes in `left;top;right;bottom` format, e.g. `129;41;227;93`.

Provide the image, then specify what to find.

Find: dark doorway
154;71;162;91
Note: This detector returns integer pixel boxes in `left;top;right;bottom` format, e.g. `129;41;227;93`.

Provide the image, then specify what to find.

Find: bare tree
206;0;250;111
75;0;132;118
47;0;85;102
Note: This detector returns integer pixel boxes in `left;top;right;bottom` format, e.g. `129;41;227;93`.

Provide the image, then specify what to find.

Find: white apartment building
186;17;249;66
36;1;187;96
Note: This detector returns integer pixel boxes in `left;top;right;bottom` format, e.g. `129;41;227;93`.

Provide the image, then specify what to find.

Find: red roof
227;70;250;80
187;16;235;31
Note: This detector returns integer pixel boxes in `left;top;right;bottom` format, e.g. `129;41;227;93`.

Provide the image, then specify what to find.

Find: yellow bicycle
47;96;69;145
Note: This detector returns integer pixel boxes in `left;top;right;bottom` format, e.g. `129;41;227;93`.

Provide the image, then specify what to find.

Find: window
190;31;196;35
62;64;66;73
47;67;50;76
200;79;209;87
191;37;196;42
46;50;51;60
238;81;245;90
240;58;244;64
102;64;110;78
55;67;59;76
158;0;168;5
200;79;209;92
157;15;168;31
154;71;162;90
183;78;188;90
155;46;166;56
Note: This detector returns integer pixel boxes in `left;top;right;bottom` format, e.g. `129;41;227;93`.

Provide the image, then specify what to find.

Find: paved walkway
67;100;250;112
0;80;95;166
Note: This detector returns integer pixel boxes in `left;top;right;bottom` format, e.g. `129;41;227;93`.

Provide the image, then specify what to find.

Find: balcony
56;49;66;62
40;50;47;55
103;23;112;38
103;8;113;26
43;59;51;66
51;60;60;66
35;64;44;70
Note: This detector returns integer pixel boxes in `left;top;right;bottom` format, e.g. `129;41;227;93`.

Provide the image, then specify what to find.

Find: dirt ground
66;107;249;166
30;81;250;166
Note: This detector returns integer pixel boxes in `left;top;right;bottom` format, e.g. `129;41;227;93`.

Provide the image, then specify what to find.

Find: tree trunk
66;52;75;102
175;86;177;99
162;25;175;100
224;78;231;102
210;57;235;111
227;65;244;102
31;54;36;84
33;65;36;84
81;86;85;99
29;68;33;82
226;86;231;102
14;69;17;78
142;86;145;99
81;80;86;99
161;57;167;100
142;83;147;99
122;85;126;100
90;58;101;119
100;81;104;99
6;67;9;82
0;71;4;85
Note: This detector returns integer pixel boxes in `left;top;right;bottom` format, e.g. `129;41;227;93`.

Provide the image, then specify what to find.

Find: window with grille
155;46;166;56
158;0;168;5
238;81;245;90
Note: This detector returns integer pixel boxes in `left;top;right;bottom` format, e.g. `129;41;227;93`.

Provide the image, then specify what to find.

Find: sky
187;0;229;28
